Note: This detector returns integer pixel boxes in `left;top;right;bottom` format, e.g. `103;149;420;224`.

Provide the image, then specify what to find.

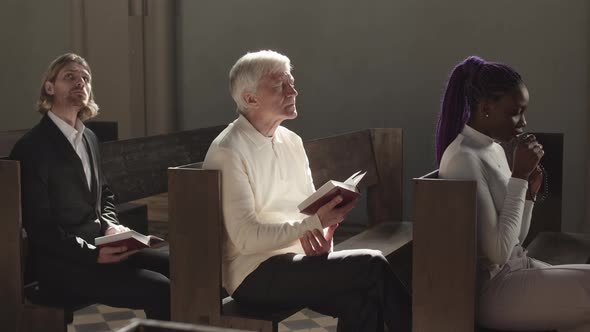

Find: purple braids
434;56;523;165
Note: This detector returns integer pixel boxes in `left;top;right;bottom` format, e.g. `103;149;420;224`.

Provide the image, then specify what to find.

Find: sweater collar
234;114;283;148
462;124;495;147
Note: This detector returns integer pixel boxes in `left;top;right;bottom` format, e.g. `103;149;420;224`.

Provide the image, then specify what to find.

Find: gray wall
178;0;589;231
0;0;71;131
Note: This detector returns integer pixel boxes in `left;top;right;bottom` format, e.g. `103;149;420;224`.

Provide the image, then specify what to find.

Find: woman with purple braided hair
436;56;590;332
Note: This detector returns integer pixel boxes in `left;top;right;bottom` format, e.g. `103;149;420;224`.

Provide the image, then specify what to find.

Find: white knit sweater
203;115;323;295
439;125;534;278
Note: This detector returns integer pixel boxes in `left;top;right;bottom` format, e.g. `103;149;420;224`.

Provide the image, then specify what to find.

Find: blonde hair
229;50;291;113
37;53;99;121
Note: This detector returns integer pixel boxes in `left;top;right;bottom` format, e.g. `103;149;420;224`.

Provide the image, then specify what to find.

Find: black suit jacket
10;114;119;267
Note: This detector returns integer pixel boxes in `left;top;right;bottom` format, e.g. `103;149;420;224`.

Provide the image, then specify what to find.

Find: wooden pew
412;132;571;332
168;128;412;331
2;125;226;330
100;125;226;234
0;160;64;332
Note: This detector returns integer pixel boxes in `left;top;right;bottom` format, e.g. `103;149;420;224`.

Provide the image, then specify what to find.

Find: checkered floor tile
68;305;337;332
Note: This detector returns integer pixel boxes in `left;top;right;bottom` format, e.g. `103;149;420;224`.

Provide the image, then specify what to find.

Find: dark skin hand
467;83;544;195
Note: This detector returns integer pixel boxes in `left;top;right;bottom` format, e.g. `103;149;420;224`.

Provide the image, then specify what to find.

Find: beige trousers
478;247;590;332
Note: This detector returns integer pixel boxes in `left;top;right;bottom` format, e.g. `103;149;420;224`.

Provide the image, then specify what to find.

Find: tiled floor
68;305;337;332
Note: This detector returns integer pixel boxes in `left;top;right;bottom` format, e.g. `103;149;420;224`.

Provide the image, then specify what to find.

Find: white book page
344;170;367;187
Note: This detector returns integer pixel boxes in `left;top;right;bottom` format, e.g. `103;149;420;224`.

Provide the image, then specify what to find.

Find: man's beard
67;93;88;107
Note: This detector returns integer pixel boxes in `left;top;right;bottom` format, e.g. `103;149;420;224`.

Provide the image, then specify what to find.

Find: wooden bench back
168;128;403;329
412;171;477;332
169;164;222;326
305;128;403;225
102;125;225;203
0;160;24;330
0;129;28;158
0;160;64;331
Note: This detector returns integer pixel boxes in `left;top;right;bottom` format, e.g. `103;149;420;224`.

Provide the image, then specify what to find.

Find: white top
439;125;534;278
203;115;323;294
48;111;92;189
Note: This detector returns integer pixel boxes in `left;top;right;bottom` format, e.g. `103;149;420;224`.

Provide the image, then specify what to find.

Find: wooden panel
86;121;119;142
169;168;222;325
131;193;169;223
101;125;225;202
0;129;27;157
20;304;64;332
368;128;403;224
0;160;23;331
304;130;378;190
304;128;403;226
413;178;477;332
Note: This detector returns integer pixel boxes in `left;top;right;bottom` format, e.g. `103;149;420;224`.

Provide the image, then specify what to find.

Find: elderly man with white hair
203;50;411;331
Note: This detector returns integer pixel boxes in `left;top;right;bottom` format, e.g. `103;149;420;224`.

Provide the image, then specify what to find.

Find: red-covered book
298;171;366;215
95;230;165;251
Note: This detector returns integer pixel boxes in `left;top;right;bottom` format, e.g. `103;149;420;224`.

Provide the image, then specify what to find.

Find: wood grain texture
169;168;222;325
0;160;23;331
368;128;403;225
131;193;169;223
413;177;477;332
303;128;403;226
304;130;378;191
102;125;225;203
20;305;64;332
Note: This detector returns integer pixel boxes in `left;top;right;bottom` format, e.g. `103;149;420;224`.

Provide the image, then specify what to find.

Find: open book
298;171;367;215
95;230;165;251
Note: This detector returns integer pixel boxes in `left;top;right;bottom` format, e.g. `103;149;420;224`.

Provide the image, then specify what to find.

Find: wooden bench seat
168;128;411;331
527;232;590;265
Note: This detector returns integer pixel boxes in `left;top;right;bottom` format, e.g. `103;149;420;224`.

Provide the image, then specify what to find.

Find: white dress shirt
439;125;534;279
48;111;92;190
203;115;323;295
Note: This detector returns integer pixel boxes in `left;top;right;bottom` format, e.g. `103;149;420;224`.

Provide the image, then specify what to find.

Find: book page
344;171;367;187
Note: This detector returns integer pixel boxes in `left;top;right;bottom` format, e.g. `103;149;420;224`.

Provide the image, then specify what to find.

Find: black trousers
37;248;170;320
232;249;411;332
